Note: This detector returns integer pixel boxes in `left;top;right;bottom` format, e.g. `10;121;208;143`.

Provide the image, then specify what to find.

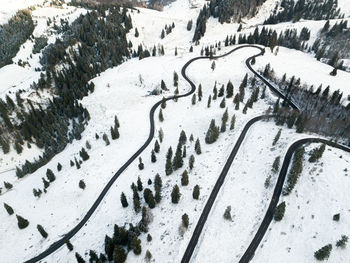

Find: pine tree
181;170;189;186
16;214;29;229
75;252;85;263
138;157;144;170
175;47;178;56
4;203;14;215
133;194;141;213
213;83;218;100
272;129;282;146
159;128;164;143
336;235;348;249
42;177;50;189
182;213;189;228
103;133;110;146
173;142;184;170
70;160;74;167
132;237;142;255
154;173;162;189
159;109;164;122
207;95;211;108
220;98;226;108
154;140;160;153
79;180;86;190
161;29;165;39
4;181;13;190
274;201;286;221
195;138;202;154
272;156;280;173
211;61;216;71
134;27;139;37
314;244;332;261
57;163;62;171
218;85;225;97
37;224;48;238
189;155;195;170
226;81;234;98
113;245;127;263
192;94;196;105
220;109;228;133
205;119;220;144
137;177;143;191
198;84;203;101
165;156;173;176
161;97;167;109
46;169;56;182
161;80;167;90
66;239;74;251
242;103;248;114
14;141;23;154
234;93;240;110
171;184;180;204
223;205;232;220
230;115;236;130
145;250;152;262
273;98;280;113
120;192;128;208
151;150;157;163
192;185;200;199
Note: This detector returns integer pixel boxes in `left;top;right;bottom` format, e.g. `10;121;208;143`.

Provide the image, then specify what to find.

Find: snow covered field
1;0;350;262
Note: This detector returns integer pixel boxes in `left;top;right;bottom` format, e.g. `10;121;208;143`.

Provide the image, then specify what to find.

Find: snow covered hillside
1;0;350;262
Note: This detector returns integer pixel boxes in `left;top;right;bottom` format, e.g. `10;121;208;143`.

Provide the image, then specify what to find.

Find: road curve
180;45;299;263
24;45;266;263
239;138;350;263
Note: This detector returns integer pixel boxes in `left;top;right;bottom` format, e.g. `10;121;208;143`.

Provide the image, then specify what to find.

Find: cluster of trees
283;147;305;195
160;22;175;39
266;71;350;141
32;36;48;54
264;0;342;25
0;5;133;179
274;201;286;221
308;144;326;162
0;9;34;68
313;20;349;71
314;235;348;260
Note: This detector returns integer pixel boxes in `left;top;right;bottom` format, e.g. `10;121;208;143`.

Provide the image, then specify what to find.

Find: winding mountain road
24;45;267;263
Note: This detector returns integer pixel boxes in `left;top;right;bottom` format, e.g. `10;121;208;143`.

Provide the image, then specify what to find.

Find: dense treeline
0;9;34;67
264;0;342;25
0;5;133;178
193;0;266;41
263;66;350;142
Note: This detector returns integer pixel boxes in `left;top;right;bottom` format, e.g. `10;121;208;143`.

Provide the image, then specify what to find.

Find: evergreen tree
195;138;202;154
211;61;216;71
182;213;189;228
80;147;90;161
220;98;226;108
42;177;50;189
274;201;286;221
133;193;141;213
336;235;348;249
218;85;225;97
173;142;184;170
242;103;248;114
207;95;212;108
137;177;143;191
145;250;152;262
161;29;165;39
171;184;180;204
79;180;86;190
161;80;167;90
234;93;240;110
187;20;193;31
132;236;142;255
46;169;56;182
213;83;218;100
192;94;196;105
314;244;332;261
57;162;62;171
161;97;167;109
309;144;326;163
205;119;220;144
226;81;234;98
230;115;236;130
189;155;195;170
4;203;14;215
198;84;203;101
120;192;128;208
223;205;232;220
138;157;144;170
220;109;228;133
75;252;85;263
154;173;162;189
14;141;23;154
4;181;13;190
113;245;127;263
159;109;164;122
147;234;152;242
179;130;187;145
151;150;157;163
37;224;48;238
192;185;200;199
272;156;280;173
272;129;282;146
134;27;139;37
173;72;179;87
16;214;29;229
103;133;110;146
154;140;160;153
66;239;74;251
159;128;164;143
181;170;189;186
